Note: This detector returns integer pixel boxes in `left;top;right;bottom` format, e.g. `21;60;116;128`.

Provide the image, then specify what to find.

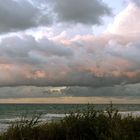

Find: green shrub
0;104;139;140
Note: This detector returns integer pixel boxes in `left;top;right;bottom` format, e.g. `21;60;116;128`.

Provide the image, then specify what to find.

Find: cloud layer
0;0;52;33
0;25;140;87
0;0;111;33
0;0;139;100
52;0;111;25
0;83;140;99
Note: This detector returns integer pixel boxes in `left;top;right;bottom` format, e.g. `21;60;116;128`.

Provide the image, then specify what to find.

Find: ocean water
0;104;140;132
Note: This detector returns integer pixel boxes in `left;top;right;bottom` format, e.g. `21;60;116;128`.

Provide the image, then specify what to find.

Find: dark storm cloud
52;0;111;25
61;84;140;97
0;84;139;99
0;35;74;65
0;0;51;33
132;0;140;6
0;0;111;33
0;86;65;98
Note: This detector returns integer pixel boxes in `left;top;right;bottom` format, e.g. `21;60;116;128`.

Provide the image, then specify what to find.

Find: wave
0;111;140;123
0;111;140;132
119;111;140;117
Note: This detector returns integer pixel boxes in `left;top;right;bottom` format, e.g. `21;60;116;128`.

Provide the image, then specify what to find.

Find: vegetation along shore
0;104;139;140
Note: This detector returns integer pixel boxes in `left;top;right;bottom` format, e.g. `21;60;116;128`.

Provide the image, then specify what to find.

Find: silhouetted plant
0;104;139;140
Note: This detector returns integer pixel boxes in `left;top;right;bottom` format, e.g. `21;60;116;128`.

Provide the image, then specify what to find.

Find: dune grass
0;104;140;140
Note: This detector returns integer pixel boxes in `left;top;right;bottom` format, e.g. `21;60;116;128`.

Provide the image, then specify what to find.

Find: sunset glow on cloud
0;0;139;103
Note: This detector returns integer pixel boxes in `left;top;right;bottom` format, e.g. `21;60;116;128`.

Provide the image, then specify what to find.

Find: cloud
107;3;140;37
0;32;140;87
0;34;75;86
52;0;111;25
131;0;140;6
0;34;73;64
0;0;112;33
0;2;139;89
62;84;140;97
0;0;51;33
0;86;66;98
0;84;139;99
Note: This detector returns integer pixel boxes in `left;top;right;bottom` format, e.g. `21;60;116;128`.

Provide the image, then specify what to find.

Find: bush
0;104;139;140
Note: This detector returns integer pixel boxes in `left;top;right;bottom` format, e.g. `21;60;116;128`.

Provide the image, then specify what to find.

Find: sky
0;0;140;103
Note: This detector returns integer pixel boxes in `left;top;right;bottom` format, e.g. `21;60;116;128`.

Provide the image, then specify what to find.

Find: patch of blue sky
93;0;126;35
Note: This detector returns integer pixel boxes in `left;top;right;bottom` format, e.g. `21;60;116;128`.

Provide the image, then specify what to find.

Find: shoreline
0;105;140;140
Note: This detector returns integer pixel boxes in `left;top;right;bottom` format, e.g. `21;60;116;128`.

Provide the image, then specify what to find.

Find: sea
0;104;140;132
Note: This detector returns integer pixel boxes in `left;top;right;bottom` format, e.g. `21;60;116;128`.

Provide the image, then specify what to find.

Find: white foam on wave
119;111;140;117
43;113;68;118
0;111;140;132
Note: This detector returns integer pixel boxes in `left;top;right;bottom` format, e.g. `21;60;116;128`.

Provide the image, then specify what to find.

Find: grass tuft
0;104;139;140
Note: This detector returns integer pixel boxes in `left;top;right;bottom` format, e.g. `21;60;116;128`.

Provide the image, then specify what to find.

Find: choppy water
0;104;139;132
